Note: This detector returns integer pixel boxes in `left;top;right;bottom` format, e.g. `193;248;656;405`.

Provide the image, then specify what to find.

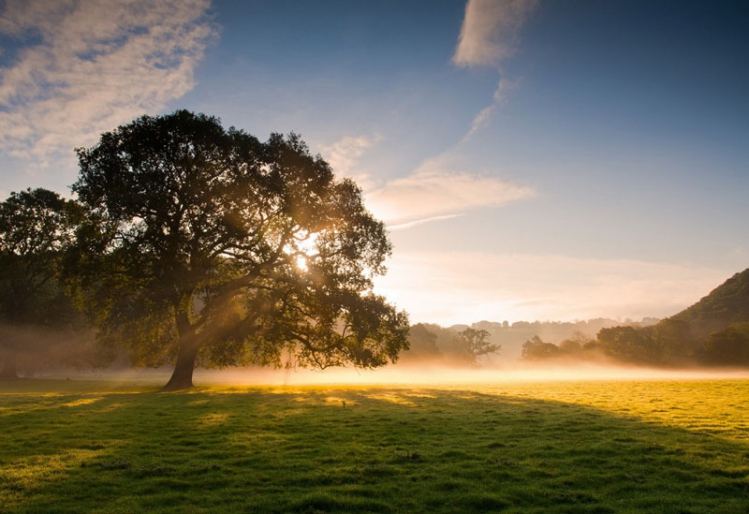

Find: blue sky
1;0;747;323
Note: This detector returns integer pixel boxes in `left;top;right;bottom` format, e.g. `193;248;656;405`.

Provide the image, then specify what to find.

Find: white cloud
320;134;379;189
0;0;216;169
366;166;534;227
375;251;731;325
321;134;535;229
453;0;538;68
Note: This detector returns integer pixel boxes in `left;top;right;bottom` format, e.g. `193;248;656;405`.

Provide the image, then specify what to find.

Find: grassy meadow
1;378;748;513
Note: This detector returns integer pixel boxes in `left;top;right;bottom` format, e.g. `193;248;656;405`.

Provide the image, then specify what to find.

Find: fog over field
32;363;749;388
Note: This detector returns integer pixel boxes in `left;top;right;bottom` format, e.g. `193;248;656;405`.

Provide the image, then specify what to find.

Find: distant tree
401;323;441;362
649;319;696;365
596;326;658;364
457;327;499;364
71;111;409;390
580;338;604;357
521;335;561;360
558;331;589;355
702;323;749;366
558;340;581;354
0;189;83;378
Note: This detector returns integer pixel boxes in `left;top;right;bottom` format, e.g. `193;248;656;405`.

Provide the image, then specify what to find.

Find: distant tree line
460;318;657;359
522;313;749;367
399;318;659;365
521;269;749;367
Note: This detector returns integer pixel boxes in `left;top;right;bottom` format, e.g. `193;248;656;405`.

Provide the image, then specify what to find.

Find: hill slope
670;268;749;337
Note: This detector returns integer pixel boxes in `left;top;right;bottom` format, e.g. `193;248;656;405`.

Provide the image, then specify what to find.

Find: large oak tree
72;110;409;390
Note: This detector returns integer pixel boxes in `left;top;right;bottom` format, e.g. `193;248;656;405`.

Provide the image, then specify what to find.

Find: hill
518;268;749;366
670;268;749;338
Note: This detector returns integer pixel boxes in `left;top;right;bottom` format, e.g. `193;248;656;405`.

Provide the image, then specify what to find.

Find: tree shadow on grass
0;383;748;513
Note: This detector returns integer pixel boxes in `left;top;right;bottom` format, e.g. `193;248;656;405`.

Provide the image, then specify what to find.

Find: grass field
1;378;748;513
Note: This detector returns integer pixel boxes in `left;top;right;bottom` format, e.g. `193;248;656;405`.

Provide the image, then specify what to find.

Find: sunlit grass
0;379;748;513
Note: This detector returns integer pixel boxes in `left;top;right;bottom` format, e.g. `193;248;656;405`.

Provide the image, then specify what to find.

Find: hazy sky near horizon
1;0;747;324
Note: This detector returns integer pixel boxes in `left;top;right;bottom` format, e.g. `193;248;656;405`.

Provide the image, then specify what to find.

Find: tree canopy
456;328;499;364
70;110;409;389
702;323;749;366
0;189;84;378
521;336;562;361
399;324;500;365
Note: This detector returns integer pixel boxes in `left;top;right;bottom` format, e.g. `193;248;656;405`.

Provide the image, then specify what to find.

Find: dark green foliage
648;319;698;365
70;111;409;388
0;189;91;377
702;323;749;365
0;189;81;326
597;326;661;364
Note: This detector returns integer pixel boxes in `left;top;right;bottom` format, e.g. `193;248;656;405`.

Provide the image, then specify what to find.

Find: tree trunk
0;355;19;380
162;338;198;391
162;294;201;391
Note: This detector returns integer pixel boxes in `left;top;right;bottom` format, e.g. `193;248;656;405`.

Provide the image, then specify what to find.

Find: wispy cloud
463;77;517;141
454;0;537;140
0;0;217;168
366;165;535;228
320;134;379;189
453;0;538;68
358;0;541;230
375;251;730;324
385;214;462;232
322;134;535;230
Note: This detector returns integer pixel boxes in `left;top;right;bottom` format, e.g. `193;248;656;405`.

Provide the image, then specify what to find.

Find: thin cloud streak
386;214;462;231
366;168;534;227
0;0;216;169
462;77;517;141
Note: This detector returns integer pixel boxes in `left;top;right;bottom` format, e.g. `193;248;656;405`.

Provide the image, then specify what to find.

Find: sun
287;231;319;272
295;254;309;272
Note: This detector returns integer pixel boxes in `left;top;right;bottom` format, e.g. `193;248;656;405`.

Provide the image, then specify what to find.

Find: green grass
1;379;748;513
